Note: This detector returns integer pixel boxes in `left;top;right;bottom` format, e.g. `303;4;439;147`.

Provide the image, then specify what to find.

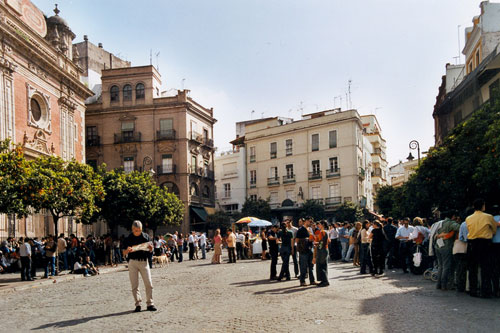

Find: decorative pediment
22;130;54;156
118;114;137;121
157;142;176;153
117;144;138;155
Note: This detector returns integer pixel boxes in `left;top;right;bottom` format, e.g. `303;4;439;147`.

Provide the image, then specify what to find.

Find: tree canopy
375;101;500;218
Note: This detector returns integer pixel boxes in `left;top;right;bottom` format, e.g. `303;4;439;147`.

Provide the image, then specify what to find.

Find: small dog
152;254;169;268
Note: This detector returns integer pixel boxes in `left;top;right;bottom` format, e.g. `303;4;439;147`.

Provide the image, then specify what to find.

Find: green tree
376;100;500;218
335;201;363;223
0;140;32;217
99;170;183;234
241;197;272;221
27;156;104;238
206;210;233;233
298;199;325;221
374;185;396;217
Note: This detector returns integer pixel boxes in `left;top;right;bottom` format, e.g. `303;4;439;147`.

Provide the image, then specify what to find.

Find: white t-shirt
199;234;207;246
74;262;83;270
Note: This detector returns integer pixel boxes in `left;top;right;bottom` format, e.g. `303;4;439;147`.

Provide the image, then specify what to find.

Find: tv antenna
155;51;160;71
348;79;352;109
251;110;255;119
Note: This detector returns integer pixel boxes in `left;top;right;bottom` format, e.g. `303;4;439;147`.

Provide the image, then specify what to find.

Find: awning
191;206;208;222
205;207;216;215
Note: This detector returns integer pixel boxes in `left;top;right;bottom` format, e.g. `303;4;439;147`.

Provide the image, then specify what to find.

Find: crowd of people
3;198;499;299
1;233;124;280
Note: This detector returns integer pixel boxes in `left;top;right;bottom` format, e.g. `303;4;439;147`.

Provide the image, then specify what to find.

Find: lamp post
408;140;421;165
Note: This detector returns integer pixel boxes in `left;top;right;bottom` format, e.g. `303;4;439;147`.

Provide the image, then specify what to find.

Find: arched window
190;183;199;196
123;84;132;101
162;182;180;197
136;83;145;100
202;185;210;198
110;85;119;102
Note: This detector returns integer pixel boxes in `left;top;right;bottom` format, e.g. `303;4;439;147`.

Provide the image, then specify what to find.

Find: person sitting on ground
84;256;99;275
73;256;91;277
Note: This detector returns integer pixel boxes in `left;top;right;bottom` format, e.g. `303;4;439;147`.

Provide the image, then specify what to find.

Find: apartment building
85;65;216;233
361;115;389;197
244;109;374;220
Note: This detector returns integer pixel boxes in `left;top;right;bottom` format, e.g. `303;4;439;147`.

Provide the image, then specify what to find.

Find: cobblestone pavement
1;254;499;332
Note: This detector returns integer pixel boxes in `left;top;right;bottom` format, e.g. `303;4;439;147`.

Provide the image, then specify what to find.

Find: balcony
326;168;341;178
372;168;382;177
269;203;281;209
310;198;324;205
114;132;141;144
221;191;231;199
267;177;280;186
282;174;296;184
204;170;215;180
359;167;365;180
249;182;256;188
249;155;256;163
189;131;203;143
270;151;277;159
157;129;176;140
202;197;214;206
286;148;293;156
157;164;176;175
190;166;202;176
86;136;101;147
202;137;214;148
308;170;322;180
325;196;342;208
191;195;201;204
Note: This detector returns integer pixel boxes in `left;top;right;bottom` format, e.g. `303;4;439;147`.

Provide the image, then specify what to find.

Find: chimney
83;35;88;41
98;43;103;48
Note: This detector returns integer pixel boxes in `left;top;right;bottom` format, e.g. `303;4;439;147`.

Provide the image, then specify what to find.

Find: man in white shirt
188;232;196;260
286;219;299;278
199;233;207;259
396;218;414;273
236;232;246;260
19;238;33;281
329;224;339;260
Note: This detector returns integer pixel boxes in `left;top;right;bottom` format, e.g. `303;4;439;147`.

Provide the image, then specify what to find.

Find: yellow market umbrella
236;216;260;224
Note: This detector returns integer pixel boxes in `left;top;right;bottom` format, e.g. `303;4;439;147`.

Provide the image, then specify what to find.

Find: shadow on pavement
31;310;134;330
253;284;317;295
230;279;275;287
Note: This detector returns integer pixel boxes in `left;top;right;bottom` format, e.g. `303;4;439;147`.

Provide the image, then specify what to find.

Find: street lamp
408;140;421;165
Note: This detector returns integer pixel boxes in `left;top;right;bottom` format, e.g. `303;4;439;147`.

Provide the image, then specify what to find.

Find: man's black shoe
147;305;157;311
134;306;141;312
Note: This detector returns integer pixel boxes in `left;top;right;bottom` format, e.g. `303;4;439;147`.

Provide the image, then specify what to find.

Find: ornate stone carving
28;62;48;79
118;114;137;121
58;96;77;111
118;144;138;155
23;130;53;155
157;142;176;153
26;83;52;133
0;56;17;75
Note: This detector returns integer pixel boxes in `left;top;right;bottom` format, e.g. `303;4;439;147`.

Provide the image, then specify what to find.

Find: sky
36;0;486;165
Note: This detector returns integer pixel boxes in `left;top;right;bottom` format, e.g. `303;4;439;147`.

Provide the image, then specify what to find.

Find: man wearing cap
122;220;157;312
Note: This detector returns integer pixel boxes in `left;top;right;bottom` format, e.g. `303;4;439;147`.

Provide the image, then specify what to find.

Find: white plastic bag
413;249;422;267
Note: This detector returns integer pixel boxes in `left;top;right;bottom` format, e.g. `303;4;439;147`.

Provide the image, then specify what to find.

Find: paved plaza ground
1;254;499;332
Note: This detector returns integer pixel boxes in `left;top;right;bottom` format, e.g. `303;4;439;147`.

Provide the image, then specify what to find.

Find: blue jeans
178;246;183;262
114;248;122;263
299;252;315;283
59;251;68;270
45;257;56;277
201;244;206;259
341;242;348;260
